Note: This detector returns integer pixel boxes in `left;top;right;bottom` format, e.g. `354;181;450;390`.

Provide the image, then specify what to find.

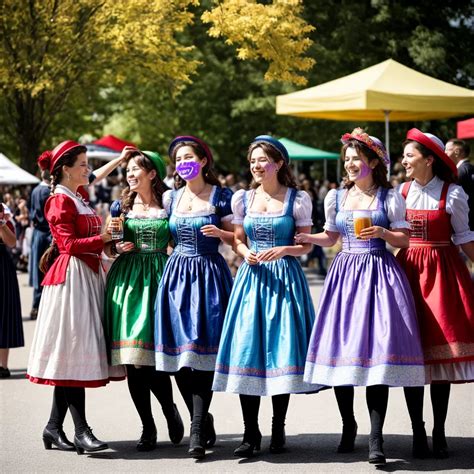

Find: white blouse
231;188;313;227
397;176;474;245
323;188;410;233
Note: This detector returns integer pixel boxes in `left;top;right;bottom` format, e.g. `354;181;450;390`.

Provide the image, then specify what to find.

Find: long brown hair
171;141;221;189
403;139;456;183
121;152;168;213
247;142;298;189
341;140;391;189
40;146;87;273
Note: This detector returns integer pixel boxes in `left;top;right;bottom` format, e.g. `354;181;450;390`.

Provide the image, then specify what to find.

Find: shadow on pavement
101;433;474;470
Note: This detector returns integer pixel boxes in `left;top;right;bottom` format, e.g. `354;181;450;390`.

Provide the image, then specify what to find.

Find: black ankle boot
136;426;157;452
234;429;262;457
270;422;286;454
432;428;449;459
368;436;386;465
412;422;431;458
74;427;108;455
204;412;216;448
337;421;357;453
42;427;75;451
165;404;184;445
188;432;205;459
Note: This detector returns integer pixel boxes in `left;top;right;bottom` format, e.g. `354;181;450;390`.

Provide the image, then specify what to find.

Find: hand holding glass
353;210;372;239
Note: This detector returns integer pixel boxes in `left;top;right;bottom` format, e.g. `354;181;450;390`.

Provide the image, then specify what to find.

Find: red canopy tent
93;135;136;151
457;118;474;139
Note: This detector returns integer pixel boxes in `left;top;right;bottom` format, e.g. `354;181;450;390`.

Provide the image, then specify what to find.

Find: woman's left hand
200;225;222;238
257;246;287;262
359;225;387;240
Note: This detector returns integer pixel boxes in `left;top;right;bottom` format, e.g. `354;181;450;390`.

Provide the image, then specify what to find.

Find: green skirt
104;251;167;366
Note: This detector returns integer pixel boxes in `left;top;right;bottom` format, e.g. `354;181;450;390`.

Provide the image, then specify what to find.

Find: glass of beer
353;210;372;239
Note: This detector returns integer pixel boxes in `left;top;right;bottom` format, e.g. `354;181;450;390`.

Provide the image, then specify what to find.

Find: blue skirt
154;251;232;372
213;256;319;396
0;247;24;348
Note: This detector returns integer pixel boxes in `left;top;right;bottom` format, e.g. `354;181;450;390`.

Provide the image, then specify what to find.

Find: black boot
269;419;286;454
234;428;262;457
188;431;205;459
42;427;75;451
74;427;108;454
432;428;449;459
136;426;157;452
337;421;357;453
165;404;184;445
368;436;386;465
204;412;216;448
412;422;431;458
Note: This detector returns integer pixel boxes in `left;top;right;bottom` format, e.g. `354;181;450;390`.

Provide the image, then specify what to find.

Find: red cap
406;128;457;176
37;140;84;173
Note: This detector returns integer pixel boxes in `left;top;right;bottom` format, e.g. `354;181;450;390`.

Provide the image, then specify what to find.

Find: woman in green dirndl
104;150;184;451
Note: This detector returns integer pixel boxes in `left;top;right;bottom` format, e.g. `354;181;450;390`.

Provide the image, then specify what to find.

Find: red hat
38;140;84;173
406;128;457;176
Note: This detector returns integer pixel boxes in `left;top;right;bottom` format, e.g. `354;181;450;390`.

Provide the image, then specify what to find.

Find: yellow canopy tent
276;59;474;157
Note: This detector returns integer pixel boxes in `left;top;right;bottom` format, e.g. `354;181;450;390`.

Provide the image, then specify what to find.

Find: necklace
258;185;282;202
185;184;207;211
351;184;377;202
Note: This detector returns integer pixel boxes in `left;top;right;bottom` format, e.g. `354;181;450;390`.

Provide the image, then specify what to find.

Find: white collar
411;175;442;190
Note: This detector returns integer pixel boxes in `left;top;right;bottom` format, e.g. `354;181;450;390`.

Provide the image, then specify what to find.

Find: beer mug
353;210;372;239
110;207;123;241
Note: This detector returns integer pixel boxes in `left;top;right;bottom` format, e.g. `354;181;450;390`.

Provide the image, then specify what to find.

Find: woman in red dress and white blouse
27;141;127;455
397;129;474;459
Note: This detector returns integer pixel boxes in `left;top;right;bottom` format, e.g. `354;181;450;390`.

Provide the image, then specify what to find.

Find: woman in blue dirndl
213;136;317;457
154;136;234;459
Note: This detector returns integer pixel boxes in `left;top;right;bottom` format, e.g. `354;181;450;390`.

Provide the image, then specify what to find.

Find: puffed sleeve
217;187;234;222
46;194;104;254
323;189;338;232
446;184;474;245
293;190;313;227
384;189;410;229
162;190;173;216
231;189;246;225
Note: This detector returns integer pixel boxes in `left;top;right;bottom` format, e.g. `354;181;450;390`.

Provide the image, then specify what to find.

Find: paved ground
1;271;473;473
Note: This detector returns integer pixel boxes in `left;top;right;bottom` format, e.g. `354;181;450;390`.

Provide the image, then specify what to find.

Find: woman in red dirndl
27;141;126;454
397;129;474;459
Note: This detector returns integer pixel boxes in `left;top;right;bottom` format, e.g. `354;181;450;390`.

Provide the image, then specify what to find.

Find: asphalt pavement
1;271;473;473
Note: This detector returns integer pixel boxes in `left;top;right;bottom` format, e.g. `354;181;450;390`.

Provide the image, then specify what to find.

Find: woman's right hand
119;145;138;164
294;232;313;244
244;249;259;265
115;241;135;254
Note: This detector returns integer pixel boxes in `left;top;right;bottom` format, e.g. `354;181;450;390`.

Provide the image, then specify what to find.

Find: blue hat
251;135;289;163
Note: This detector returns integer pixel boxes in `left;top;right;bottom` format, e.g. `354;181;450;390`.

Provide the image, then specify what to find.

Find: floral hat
341;128;390;166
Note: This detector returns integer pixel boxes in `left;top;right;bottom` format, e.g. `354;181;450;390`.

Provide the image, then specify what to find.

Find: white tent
0;153;40;185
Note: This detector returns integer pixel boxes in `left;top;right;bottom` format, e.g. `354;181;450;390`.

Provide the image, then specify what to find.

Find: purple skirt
304;249;425;387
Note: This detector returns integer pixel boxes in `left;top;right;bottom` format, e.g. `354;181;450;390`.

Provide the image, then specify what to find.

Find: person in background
398;129;474;459
28;170;52;320
0;202;24;378
445;138;473;230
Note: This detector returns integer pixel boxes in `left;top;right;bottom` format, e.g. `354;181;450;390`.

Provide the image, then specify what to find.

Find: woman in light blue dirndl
213;136;318;457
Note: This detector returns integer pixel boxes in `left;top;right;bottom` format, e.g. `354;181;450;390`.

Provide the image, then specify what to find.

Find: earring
67;173;72;180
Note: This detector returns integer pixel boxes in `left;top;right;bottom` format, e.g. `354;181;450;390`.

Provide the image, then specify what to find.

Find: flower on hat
341;128;389;166
38;150;53;171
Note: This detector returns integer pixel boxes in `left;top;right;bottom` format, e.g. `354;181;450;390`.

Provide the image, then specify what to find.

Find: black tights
175;368;214;435
334;385;389;438
239;394;290;434
404;383;451;432
126;365;176;433
46;386;88;435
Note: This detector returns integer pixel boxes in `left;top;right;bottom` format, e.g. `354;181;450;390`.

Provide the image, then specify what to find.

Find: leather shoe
42;427;75;451
337;421;357;453
188;432;205;459
136;427;157;452
368;436;386;465
234;429;262;457
412;422;431;458
30;308;38;320
270;424;286;454
0;367;11;378
165;404;184;445
74;427;108;454
204;413;216;448
432;428;449;459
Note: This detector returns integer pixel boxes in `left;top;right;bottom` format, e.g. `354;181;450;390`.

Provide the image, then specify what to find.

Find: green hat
143;151;166;180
